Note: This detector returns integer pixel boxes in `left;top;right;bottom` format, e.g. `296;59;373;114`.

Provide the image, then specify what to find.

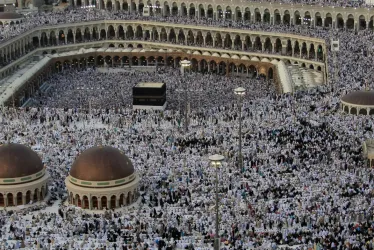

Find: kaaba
132;82;167;110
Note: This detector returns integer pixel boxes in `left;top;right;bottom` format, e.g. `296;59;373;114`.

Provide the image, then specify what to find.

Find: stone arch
119;194;124;206
244;35;251;51
97;55;104;65
233;35;241;50
100;29;106;40
196;31;203;45
217;5;223;19
101;196;107;209
248;65;257;78
75;28;83;42
82;195;89;209
283;10;290;25
235;6;241;21
199;4;205;18
205;32;213;46
186;30;194;45
122;0;128;10
92;196;98;209
344;106;349;113
359;15;366;30
263;9;270;23
325;13;332;27
105;55;112;65
275;38;282;53
336;13;344;29
110;195;116;208
369;16;374;29
254;8;261;22
224;34;232;48
207;4;213;18
315;12;322;26
350;107;357;115
127;26;134;39
26;190;31;204
254;37;262;51
0;194;3;206
264;37;272;53
346;14;355;29
171;2;178;16
118;25;125;39
244;7;250;21
359;108;367;115
225;6;232;20
160;28;168;41
16;192;22;205
181;2;187;16
164;1;170;16
135;25;143;39
274;9;281;24
7;193;13;206
107;25;115;38
106;0;113;9
304;11;312;26
189;3;195;17
301;42;307;57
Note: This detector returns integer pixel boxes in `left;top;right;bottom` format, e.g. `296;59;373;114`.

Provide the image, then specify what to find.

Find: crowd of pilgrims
0;3;373;250
0;59;374;250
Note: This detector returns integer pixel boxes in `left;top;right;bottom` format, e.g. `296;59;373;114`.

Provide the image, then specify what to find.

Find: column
64;33;68;44
231;39;235;49
73;32;76;43
241;41;245;51
22;194;26;205
13;196;17;206
272;43;275;53
115;198;120;208
98;198;102;209
262;43;265;52
107;199;111;209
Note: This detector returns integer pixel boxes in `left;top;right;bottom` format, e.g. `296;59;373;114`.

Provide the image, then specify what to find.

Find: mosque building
65;146;139;210
341;89;374;115
0;143;49;207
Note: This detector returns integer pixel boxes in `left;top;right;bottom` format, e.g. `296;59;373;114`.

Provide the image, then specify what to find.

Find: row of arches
0;186;47;207
0;20;23;26
342;105;374;115
81;0;374;30
69;192;135;209
30;25;324;61
51;54;276;79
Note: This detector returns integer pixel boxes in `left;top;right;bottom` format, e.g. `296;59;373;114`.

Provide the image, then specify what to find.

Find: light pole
180;60;191;133
234;87;246;171
209;154;224;250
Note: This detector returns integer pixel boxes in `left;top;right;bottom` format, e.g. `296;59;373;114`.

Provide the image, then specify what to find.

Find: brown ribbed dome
70;146;134;182
0;144;43;178
0;13;23;19
341;90;374;106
